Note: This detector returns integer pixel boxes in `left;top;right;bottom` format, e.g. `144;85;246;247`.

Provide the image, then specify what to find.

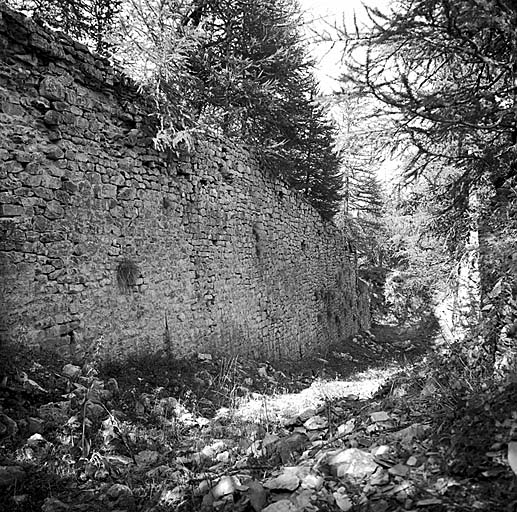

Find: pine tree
144;0;345;219
352;169;384;219
341;0;517;182
338;0;517;373
280;83;344;220
184;0;309;143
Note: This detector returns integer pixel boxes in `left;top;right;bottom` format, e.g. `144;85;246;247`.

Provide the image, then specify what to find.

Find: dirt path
2;321;516;511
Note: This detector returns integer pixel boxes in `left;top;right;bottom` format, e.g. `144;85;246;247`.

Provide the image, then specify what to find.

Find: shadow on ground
3;316;517;511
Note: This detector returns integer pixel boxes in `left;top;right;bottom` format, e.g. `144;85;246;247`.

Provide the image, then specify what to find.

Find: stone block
101;184;117;198
75;117;89;130
30;33;51;52
5;161;23;174
0;204;24;217
48;129;62;141
1;101;25;116
45;145;64;160
44;200;64;219
118;186;135;201
23;174;41;187
39;76;65;101
43;110;62;126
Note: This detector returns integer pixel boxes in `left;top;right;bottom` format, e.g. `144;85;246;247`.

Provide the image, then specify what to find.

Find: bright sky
299;0;402;184
299;0;392;93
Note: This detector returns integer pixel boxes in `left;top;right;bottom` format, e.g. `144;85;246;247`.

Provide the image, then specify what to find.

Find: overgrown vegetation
4;324;517;511
10;0;344;219
334;0;517;376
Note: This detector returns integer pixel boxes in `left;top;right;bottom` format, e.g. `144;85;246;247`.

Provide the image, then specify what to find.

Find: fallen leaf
481;468;506;478
105;454;133;466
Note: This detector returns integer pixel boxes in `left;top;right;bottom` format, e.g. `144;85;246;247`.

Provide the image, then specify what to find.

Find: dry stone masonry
0;4;369;361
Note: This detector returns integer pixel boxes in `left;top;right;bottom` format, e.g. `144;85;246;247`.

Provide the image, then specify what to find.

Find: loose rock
328;448;379;480
264;471;300;491
212;475;239;499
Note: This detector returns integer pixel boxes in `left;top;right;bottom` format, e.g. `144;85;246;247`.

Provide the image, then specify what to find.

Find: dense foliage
343;0;517;181
338;0;517;376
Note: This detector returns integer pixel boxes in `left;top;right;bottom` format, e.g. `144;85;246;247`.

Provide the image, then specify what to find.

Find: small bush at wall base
116;258;139;292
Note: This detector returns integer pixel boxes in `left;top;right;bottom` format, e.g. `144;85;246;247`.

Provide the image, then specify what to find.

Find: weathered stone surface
212;475;239;499
328;448;378;480
40;76;65;101
263;472;300;491
62;363;81;379
262;500;298;512
44;145;64;160
0;204;24;216
0;2;370;362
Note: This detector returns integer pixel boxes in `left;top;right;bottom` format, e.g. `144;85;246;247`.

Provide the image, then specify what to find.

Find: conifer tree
279;82;344;220
338;0;517;372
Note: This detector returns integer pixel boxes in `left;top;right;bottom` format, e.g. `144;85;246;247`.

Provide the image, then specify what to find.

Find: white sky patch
299;0;392;93
299;0;402;182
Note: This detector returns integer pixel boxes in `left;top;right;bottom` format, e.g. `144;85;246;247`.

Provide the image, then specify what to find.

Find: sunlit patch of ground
232;365;400;424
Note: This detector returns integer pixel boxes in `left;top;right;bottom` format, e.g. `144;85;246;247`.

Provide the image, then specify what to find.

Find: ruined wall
0;4;369;362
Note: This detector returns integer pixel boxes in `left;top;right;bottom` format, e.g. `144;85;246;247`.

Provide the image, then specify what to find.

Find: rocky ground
1;322;517;511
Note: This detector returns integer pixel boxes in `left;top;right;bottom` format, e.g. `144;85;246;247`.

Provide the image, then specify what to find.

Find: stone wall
0;4;369;362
